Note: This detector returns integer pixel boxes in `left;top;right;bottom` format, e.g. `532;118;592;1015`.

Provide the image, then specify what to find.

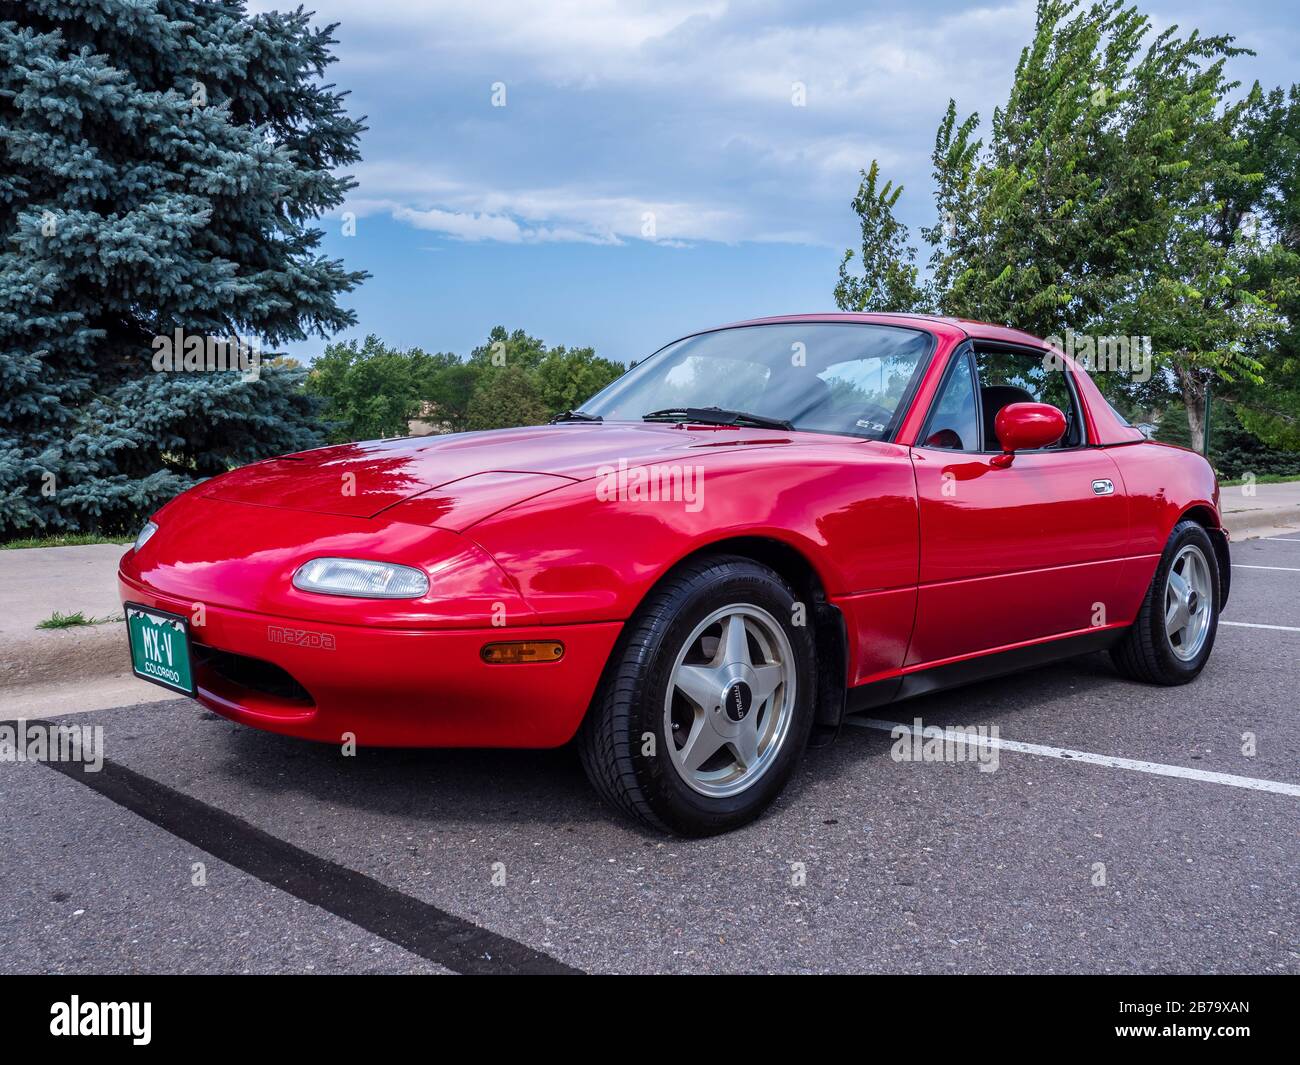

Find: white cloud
298;0;1033;114
260;0;1041;246
348;164;749;245
391;205;526;242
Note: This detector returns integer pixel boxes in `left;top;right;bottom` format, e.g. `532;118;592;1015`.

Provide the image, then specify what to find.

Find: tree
0;0;366;537
458;326;623;430
305;326;627;441
306;335;430;443
837;0;1289;445
467;326;551;371
535;346;625;414
423;360;480;434
464;363;549;431
1229;85;1300;450
835;161;929;312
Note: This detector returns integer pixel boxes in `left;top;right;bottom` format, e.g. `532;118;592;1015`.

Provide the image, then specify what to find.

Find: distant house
407;400;452;437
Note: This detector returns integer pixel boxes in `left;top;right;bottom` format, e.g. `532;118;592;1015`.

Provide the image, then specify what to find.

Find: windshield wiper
642;406;793;431
550;409;602;423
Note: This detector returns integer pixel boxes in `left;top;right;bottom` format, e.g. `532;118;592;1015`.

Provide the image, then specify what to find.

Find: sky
252;0;1300;367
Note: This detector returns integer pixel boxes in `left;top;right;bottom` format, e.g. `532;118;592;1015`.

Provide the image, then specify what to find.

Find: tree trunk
1179;369;1207;453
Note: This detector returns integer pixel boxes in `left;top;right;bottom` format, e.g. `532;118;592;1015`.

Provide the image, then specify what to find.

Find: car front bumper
119;570;622;747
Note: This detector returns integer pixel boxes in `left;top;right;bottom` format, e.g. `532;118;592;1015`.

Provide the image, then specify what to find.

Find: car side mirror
991;402;1066;466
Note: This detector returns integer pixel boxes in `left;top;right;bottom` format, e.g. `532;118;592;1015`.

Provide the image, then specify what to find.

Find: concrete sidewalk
0;543;171;717
1;480;1298;718
1220;479;1300;540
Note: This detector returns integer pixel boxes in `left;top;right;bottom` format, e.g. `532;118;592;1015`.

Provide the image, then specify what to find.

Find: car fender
465;439;921;685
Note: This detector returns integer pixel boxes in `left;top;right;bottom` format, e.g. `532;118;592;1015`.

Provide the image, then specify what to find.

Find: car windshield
579;323;932;440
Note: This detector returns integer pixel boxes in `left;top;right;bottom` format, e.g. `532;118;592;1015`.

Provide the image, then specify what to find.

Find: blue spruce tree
0;0;366;536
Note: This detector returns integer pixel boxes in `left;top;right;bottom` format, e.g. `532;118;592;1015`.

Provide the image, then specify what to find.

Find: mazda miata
121;314;1228;835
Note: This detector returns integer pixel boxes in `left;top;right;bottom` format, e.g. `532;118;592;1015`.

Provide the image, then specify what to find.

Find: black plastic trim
1208;526;1231;608
845;627;1124;714
916;340;977;451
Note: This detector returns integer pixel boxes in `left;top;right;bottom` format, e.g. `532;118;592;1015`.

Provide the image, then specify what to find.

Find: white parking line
1232;564;1300;572
1222;620;1300;632
1265;538;1300;542
844;718;1300;798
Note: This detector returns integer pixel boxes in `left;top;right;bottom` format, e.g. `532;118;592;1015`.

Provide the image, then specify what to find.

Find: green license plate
125;602;194;695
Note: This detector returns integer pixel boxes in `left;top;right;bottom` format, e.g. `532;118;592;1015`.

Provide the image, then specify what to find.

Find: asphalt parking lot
2;534;1297;975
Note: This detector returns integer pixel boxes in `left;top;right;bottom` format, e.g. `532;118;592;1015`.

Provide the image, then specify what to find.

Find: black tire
1111;519;1221;685
577;555;818;836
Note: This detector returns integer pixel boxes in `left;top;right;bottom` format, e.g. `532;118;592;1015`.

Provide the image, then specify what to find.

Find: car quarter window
920;349;980;451
973;346;1083;449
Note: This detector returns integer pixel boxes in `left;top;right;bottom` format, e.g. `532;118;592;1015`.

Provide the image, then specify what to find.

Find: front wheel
1111;519;1221;685
578;555;817;836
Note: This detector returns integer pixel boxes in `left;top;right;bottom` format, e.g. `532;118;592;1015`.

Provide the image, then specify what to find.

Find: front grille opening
193;645;314;704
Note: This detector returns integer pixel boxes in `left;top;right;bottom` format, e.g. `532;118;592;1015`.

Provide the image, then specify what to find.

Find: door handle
1092;479;1114;495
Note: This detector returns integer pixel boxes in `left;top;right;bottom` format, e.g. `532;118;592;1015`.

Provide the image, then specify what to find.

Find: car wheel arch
628;535;849;736
1176;503;1230;609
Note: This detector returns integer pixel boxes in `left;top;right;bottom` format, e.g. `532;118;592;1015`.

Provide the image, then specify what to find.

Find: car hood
200;422;792;525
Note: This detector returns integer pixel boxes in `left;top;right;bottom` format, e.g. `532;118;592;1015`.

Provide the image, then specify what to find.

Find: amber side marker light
480;641;565;664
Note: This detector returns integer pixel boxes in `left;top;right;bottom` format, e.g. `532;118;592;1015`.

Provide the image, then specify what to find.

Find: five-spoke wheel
1164;543;1213;662
1113;519;1221;685
578;555;817;836
665;605;795;798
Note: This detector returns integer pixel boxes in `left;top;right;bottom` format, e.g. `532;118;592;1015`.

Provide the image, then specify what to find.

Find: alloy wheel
663;603;795;798
1165;543;1213;662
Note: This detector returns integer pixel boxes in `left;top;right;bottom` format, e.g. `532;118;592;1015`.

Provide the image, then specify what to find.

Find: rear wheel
578;555;817;836
1111;520;1221;685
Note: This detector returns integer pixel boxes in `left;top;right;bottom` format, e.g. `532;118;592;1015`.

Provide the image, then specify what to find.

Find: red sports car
120;314;1229;835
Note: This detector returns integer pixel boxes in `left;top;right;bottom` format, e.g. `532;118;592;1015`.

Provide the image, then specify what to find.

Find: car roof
712;312;1052;349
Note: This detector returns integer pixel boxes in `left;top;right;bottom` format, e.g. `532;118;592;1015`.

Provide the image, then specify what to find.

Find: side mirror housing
991;402;1067;466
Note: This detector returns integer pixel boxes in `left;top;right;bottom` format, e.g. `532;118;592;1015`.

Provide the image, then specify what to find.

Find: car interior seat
980;384;1036;450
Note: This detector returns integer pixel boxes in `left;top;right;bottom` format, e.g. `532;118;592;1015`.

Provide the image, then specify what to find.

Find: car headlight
133;521;159;552
292;558;429;599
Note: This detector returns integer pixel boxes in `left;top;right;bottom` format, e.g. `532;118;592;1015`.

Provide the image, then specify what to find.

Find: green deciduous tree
464;362;550;432
305;326;627;440
837;0;1292;447
0;0;366;536
835;161;929;312
536;345;626;415
453;326;624;431
1230;85;1300;451
306;335;442;443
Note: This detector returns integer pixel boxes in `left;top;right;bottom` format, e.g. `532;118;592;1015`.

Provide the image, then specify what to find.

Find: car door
906;343;1130;667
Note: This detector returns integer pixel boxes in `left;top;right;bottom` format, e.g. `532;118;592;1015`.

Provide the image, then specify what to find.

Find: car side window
973;347;1082;449
921;350;980;451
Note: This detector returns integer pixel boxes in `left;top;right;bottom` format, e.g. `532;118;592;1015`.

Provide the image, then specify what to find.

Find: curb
0;621;130;691
1221;507;1300;541
0;671;178;719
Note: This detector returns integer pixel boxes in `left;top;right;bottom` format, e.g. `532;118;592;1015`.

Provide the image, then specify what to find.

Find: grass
1219;473;1300;487
36;610;123;630
2;533;134;550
